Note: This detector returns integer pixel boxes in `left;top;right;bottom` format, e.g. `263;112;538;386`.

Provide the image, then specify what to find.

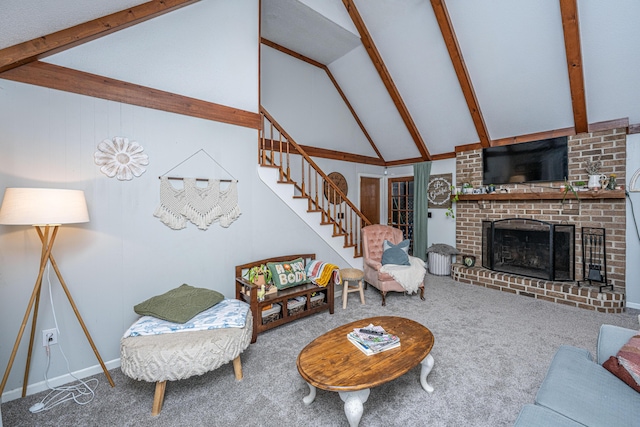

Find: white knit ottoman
120;313;252;415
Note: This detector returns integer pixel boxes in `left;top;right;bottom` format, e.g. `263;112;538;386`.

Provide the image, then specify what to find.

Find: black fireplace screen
482;219;575;281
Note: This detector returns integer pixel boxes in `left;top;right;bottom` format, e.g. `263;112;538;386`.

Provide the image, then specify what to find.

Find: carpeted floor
2;274;639;427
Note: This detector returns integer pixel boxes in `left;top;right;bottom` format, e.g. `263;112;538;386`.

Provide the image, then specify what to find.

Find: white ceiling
2;0;639;162
261;0;640;160
0;0;148;50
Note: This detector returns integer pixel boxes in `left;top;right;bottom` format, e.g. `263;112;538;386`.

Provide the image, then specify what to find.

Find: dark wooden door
360;176;380;224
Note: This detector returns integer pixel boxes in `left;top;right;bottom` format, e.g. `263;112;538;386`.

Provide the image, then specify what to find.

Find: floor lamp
0;188;114;399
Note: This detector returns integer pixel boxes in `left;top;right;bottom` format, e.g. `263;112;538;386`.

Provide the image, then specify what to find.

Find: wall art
94;136;149;181
427;173;453;209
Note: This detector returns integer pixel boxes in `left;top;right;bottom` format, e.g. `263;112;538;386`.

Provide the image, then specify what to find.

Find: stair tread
259;129;366;263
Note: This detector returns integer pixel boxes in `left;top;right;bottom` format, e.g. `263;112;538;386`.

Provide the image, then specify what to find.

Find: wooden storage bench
235;254;334;343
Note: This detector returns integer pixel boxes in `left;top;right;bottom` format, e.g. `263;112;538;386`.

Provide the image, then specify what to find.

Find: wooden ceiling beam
261;37;384;161
261;38;324;68
490;127;575;147
454;117;630;153
559;0;588;134
1;61;261;129
342;0;431;161
430;0;490;148
587;118;628;133
0;0;199;74
264;139;385;165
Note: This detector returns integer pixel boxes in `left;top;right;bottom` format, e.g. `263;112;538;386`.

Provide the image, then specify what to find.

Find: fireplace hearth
482;218;575;281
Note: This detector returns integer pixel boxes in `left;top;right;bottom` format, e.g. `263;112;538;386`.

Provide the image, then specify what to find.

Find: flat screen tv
482;137;568;185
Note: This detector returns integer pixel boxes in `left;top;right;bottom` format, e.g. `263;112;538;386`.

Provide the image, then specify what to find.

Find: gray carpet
2;275;639;427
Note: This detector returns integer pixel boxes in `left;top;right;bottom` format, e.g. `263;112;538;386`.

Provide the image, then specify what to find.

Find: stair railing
259;107;371;257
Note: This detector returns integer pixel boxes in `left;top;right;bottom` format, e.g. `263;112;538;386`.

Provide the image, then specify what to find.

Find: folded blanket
379;256;426;294
306;260;341;287
123;299;249;338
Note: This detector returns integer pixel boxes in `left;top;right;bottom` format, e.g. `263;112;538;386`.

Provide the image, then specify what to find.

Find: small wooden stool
340;268;365;309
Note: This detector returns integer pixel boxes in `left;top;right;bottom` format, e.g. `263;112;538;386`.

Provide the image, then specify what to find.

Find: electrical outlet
42;328;58;347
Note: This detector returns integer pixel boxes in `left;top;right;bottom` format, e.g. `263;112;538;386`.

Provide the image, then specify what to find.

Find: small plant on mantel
561;177;580;204
584;155;602;175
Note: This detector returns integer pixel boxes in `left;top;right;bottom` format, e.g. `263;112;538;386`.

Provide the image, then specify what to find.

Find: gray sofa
514;324;640;426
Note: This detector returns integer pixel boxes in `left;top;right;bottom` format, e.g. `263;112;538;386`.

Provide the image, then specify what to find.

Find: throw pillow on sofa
603;331;640;393
381;239;411;266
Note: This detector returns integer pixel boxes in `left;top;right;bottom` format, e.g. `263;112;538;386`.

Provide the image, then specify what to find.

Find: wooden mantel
454;189;625;201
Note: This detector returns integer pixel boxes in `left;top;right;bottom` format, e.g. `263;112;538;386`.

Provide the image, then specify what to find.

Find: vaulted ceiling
2;0;639;166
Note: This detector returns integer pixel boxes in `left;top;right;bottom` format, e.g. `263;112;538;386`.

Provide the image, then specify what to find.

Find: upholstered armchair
362;224;425;306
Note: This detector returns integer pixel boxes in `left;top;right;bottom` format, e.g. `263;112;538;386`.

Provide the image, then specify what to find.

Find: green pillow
267;258;310;290
134;284;224;323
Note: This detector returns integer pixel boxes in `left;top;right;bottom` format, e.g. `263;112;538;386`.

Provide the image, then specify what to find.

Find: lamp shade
0;188;90;225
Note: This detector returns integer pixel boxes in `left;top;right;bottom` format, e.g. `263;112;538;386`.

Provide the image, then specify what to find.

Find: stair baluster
259;107;370;257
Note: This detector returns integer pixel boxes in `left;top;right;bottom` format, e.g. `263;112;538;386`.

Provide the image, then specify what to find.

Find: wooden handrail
259;107;371;257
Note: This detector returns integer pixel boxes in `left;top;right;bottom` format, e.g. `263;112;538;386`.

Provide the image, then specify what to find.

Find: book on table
347;324;400;356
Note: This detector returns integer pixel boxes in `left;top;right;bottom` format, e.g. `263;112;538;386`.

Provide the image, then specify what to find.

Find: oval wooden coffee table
297;316;435;427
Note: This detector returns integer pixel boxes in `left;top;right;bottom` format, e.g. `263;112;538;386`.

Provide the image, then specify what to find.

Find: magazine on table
347;324;400;355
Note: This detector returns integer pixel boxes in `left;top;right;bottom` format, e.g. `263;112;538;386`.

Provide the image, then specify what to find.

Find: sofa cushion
381;239;410;266
134;284;224;323
603;331;640;393
597;324;638;364
514;404;582;427
535;345;640;427
267;257;309;290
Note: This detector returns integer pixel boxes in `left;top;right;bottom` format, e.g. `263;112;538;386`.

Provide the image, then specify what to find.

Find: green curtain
413;161;432;261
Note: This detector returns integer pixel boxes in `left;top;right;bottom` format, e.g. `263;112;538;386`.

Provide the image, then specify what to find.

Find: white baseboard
627;301;640;310
1;358;120;403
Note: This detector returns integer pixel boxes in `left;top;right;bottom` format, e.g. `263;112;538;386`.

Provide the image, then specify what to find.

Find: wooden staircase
259;107;371;260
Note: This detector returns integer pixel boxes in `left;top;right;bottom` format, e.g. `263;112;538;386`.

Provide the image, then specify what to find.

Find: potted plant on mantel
584;156;606;190
561;177;580;204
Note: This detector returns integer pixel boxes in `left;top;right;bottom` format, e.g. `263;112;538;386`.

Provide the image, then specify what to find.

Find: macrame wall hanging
154;149;241;230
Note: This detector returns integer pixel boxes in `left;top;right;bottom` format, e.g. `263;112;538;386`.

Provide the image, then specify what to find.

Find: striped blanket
306;260;341;287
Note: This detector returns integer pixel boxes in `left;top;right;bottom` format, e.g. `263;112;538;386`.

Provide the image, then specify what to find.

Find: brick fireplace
452;127;627;313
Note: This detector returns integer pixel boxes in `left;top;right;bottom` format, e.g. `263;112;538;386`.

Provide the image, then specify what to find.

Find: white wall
44;0;258;112
261;45;376;157
0;0;345;402
625;133;640;308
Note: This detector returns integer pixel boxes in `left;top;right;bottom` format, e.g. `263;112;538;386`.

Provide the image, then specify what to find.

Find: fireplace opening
482;218;574;281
